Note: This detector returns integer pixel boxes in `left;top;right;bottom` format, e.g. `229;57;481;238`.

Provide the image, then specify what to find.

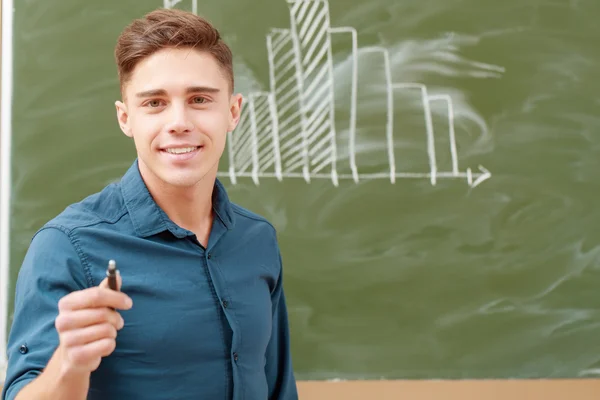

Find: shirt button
19;344;28;354
207;252;212;259
233;353;239;362
222;300;229;308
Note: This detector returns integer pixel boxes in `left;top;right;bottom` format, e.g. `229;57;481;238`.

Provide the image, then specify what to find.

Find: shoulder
230;202;277;238
229;202;283;265
41;181;127;236
20;182;129;289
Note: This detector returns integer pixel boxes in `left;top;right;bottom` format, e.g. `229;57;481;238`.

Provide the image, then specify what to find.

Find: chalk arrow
470;165;491;188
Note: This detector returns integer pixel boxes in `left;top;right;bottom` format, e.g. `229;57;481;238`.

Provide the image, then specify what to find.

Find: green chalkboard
6;0;600;380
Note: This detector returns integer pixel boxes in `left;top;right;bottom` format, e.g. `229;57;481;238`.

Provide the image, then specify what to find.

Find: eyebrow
135;86;221;98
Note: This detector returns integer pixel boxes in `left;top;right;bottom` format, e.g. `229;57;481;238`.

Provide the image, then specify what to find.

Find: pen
107;259;119;291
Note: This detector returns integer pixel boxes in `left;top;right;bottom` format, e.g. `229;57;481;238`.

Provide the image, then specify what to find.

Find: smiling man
1;8;298;400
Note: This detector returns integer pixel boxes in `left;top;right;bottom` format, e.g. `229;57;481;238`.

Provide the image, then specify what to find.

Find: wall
1;0;600;398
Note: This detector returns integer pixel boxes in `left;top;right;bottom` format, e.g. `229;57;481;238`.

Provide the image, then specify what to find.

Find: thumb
99;270;123;291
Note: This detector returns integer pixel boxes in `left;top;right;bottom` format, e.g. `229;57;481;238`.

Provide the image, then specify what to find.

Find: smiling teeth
165;147;196;154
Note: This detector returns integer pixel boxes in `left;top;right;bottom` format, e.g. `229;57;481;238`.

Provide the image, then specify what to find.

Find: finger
58;287;132;312
67;338;117;366
99;270;123;291
56;308;125;333
61;323;117;348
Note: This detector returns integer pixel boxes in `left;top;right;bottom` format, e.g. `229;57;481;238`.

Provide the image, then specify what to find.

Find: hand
54;273;133;373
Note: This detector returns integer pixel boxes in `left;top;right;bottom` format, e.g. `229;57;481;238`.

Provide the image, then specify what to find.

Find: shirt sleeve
264;248;298;400
1;226;89;400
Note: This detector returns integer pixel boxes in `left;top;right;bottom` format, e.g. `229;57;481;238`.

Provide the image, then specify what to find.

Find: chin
161;175;204;188
138;155;216;189
159;168;212;188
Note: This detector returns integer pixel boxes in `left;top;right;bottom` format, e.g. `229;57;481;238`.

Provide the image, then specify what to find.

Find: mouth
160;146;202;154
159;145;203;161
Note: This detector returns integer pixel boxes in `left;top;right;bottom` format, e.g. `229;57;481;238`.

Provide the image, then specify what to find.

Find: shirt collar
120;159;235;238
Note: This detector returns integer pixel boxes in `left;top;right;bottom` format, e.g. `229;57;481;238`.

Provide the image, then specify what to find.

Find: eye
192;96;208;104
147;99;164;108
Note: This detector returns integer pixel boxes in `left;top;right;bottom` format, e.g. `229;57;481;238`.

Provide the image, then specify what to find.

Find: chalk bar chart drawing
164;0;493;188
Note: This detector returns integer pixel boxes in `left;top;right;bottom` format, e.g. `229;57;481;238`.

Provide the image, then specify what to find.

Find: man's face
115;48;242;189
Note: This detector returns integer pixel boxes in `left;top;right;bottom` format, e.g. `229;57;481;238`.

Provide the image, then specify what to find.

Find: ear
227;93;243;132
115;100;133;138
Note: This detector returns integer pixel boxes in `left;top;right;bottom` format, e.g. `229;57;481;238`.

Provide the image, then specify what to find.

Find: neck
138;161;216;245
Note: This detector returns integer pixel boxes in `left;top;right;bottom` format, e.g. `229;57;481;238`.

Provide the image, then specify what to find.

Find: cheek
129;115;161;145
198;111;231;144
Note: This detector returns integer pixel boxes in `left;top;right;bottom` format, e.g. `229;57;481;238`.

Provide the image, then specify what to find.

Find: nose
165;103;194;134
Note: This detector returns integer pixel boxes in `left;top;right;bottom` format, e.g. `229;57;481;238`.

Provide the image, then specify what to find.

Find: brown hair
114;8;234;94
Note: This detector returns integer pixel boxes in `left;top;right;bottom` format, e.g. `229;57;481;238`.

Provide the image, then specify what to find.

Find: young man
1;8;298;400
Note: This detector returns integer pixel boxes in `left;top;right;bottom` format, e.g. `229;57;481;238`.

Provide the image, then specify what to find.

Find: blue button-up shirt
1;160;298;400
